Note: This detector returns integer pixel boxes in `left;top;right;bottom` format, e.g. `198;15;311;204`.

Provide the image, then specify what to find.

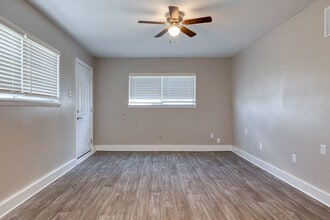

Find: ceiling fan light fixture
168;24;180;37
138;5;212;38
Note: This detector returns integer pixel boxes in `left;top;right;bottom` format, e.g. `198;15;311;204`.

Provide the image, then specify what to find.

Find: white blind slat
0;35;21;47
23;65;57;80
28;88;58;97
0;56;22;68
0;75;21;83
0;43;22;56
23;65;58;79
23;45;58;62
0;33;21;44
24;79;57;90
0;63;22;73
0;72;21;81
24;40;58;59
24;72;57;83
0;77;21;87
0;82;21;90
26;53;58;67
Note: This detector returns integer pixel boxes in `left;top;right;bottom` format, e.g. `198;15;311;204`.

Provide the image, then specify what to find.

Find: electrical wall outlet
292;154;297;163
259;142;263;150
217;138;221;144
210;133;214;139
320;145;327;155
244;128;248;135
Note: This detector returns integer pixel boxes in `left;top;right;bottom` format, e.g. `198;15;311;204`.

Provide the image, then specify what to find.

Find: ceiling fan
138;6;212;38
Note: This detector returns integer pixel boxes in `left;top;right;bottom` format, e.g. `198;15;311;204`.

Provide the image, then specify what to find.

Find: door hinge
90;139;93;144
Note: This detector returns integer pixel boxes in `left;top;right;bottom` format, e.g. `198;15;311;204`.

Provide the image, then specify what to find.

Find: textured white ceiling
28;0;316;58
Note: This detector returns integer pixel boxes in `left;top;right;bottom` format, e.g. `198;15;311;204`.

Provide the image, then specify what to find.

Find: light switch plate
320;145;327;155
68;89;73;97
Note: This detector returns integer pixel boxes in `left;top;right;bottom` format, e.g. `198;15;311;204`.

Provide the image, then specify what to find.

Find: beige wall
0;0;93;201
94;58;232;145
232;0;330;193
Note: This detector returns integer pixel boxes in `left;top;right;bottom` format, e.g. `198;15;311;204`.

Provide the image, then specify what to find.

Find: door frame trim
75;58;94;159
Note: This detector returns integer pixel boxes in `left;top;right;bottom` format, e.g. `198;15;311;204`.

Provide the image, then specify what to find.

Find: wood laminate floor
3;152;330;220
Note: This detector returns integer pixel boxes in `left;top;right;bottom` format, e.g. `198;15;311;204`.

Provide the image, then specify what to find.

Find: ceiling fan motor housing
165;11;184;24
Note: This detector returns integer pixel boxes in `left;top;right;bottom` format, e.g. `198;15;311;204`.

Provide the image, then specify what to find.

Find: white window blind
0;23;22;93
325;7;330;37
129;74;196;107
0;22;60;104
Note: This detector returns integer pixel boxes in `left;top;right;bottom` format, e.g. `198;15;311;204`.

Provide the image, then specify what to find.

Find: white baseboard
95;145;233;152
0;159;76;218
76;149;95;164
233;147;330;207
0;149;96;219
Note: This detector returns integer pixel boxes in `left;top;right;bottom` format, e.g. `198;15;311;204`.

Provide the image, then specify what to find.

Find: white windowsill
0;94;61;107
128;104;196;109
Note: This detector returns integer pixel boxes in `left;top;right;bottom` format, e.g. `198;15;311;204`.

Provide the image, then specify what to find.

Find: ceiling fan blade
182;16;212;25
138;20;166;24
180;26;196;37
154;28;168;38
169;6;179;20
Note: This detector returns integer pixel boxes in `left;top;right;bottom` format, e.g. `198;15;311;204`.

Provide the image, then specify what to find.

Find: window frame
325;7;330;37
128;73;197;108
0;17;60;107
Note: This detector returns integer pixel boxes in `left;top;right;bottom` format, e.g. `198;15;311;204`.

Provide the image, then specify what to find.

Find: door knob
77;117;82;120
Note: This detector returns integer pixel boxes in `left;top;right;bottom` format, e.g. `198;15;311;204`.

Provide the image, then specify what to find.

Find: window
325;7;330;37
129;73;196;107
0;21;60;105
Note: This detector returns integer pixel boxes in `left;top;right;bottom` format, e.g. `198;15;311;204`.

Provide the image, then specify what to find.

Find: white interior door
76;59;93;158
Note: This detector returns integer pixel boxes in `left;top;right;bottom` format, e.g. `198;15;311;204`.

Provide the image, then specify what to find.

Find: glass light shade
168;25;180;37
